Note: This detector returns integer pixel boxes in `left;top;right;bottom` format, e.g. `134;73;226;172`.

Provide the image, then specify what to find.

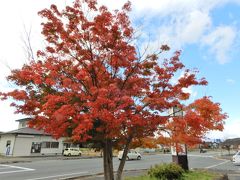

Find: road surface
0;152;239;180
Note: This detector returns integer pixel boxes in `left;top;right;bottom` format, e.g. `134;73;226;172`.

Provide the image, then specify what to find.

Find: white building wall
0;134;65;156
0;134;16;156
13;135;34;156
18;121;27;129
40;137;65;155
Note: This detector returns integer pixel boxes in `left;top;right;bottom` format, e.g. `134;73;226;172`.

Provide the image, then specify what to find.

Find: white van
63;148;82;156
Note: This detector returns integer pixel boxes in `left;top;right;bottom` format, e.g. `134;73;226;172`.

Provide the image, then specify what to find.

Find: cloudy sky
0;0;240;140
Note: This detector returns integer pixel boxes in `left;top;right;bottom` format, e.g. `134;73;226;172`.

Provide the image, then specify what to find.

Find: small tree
162;97;227;146
156;96;227;169
0;1;226;179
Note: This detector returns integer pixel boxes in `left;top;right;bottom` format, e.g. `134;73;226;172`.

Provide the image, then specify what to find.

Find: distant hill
222;138;240;146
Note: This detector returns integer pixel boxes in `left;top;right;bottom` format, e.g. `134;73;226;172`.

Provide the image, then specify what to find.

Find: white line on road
0;164;35;171
0;169;35;175
26;171;88;180
159;154;214;158
187;154;213;158
0;164;35;174
205;160;230;169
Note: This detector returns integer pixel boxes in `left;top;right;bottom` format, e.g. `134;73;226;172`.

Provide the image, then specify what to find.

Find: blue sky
180;3;240;139
0;0;240;139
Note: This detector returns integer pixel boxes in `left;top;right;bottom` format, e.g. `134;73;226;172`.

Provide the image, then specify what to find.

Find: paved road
0;152;239;180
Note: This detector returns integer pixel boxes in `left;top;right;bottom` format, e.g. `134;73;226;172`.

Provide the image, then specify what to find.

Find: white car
63;148;82;156
118;150;142;160
232;151;240;164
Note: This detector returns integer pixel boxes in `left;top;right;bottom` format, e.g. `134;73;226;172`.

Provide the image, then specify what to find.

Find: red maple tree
158;96;227;155
0;0;227;179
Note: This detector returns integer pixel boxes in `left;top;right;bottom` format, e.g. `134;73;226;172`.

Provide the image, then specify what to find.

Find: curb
0;155;103;164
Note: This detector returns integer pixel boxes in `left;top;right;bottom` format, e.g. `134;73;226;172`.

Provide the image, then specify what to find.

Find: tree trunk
116;136;133;180
103;139;114;180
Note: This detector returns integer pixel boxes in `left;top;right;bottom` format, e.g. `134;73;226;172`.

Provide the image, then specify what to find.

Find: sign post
170;106;189;170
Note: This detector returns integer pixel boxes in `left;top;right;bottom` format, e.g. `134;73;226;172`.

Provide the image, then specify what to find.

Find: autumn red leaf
0;0;227;179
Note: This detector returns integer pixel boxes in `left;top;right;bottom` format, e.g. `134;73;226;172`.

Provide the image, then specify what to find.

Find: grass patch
125;175;157;180
182;170;220;180
125;170;221;180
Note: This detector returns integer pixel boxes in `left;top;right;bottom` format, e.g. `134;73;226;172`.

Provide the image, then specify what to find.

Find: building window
6;140;11;155
51;142;59;148
21;122;26;128
31;142;41;153
42;142;59;149
41;142;50;148
6;140;11;146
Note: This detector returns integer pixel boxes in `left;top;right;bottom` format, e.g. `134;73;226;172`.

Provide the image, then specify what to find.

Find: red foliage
160;97;227;149
1;0;226;148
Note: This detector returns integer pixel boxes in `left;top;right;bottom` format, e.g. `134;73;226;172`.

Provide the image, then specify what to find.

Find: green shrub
147;163;184;180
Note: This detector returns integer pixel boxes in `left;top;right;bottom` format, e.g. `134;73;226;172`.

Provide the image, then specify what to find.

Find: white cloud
125;0;223;16
207;119;240;140
202;26;236;64
0;100;24;132
226;79;236;84
182;87;198;98
108;0;237;65
177;11;211;44
150;10;212;49
141;1;238;65
132;10;212;57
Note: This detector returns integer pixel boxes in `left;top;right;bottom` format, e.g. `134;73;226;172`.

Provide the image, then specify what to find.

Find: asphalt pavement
0;150;239;180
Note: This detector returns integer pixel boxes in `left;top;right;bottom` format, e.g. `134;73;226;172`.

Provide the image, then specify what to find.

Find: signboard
171;144;187;155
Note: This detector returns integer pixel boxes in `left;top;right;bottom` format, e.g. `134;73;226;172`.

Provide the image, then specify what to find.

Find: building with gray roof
0;118;68;156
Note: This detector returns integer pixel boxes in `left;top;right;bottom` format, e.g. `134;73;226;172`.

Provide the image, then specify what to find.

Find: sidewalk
0;152;159;164
0;154;102;164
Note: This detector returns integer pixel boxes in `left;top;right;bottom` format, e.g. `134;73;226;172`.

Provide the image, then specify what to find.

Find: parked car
163;147;170;153
118;150;142;160
200;148;207;153
63;148;82;156
232;151;240;164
